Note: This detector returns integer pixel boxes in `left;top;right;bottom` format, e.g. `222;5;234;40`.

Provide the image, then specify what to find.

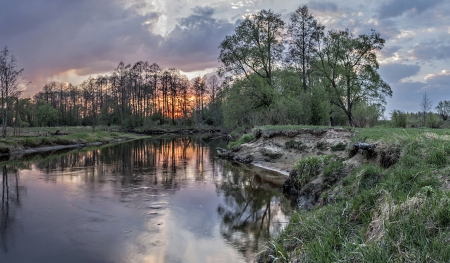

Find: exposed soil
221;128;354;175
220;128;402;210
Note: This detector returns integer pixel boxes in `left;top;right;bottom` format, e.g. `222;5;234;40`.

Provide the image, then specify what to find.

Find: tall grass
258;128;450;262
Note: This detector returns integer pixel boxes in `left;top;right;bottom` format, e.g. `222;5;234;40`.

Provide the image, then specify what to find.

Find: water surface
1;137;292;263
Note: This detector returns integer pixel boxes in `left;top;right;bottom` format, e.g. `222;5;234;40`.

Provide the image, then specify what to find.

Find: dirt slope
224;128;354;175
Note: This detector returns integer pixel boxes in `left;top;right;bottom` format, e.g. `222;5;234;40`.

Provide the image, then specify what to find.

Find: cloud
424;70;450;89
409;41;450;61
379;45;402;59
191;6;215;16
0;0;163;94
378;0;444;19
158;6;235;71
0;1;236;95
308;1;339;13
379;63;421;84
385;80;427;113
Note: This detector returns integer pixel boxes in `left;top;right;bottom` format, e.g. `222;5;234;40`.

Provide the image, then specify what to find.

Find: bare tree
0;46;26;137
420;92;432;127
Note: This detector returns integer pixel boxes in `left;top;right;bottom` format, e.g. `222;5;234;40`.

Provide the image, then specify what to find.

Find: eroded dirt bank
220;127;404;211
220;128;354;175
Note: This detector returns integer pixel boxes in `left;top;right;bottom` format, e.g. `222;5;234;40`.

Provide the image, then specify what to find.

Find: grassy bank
0;126;146;154
257;127;450;262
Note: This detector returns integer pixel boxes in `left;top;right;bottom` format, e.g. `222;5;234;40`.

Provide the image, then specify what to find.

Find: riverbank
223;126;450;262
0;130;148;157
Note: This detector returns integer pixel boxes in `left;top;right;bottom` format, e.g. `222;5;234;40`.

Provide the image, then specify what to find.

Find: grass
227;133;254;149
257;127;450;263
0;126;146;154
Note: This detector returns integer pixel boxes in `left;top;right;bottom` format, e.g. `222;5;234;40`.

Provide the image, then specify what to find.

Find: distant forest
0;5;448;135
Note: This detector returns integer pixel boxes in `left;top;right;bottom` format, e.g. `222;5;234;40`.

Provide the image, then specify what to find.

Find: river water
0;137;292;263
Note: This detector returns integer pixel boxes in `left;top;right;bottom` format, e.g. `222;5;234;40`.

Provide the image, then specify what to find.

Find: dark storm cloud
378;63;421;84
378;0;444;19
409;41;450;61
159;6;235;71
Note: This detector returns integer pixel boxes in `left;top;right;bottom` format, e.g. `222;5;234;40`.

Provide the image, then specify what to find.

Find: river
0;137;292;263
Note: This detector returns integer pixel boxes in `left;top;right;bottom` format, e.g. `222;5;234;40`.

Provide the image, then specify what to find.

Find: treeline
217;6;391;128
0;5;409;134
391;97;450;128
1;60;224;132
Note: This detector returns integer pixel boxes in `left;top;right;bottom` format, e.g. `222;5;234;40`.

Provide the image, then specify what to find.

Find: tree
314;29;392;126
435;100;450;121
218;9;285;86
285;5;324;91
420;92;432;126
0;46;25;137
35;100;58;127
391;110;407;128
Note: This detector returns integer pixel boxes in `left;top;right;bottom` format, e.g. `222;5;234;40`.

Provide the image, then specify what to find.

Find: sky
1;0;450;115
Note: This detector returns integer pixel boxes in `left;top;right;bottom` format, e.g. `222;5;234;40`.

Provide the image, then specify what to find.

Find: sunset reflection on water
1;137;292;263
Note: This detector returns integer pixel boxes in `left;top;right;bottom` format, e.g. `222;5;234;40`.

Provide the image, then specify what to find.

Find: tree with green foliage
314;29;392;126
391;110;407;127
35;100;58;127
218;9;285;87
436;100;450;121
285;5;324;91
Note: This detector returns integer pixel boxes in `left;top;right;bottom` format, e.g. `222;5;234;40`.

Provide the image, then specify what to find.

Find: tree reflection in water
0;137;292;262
216;162;292;258
1;165;24;253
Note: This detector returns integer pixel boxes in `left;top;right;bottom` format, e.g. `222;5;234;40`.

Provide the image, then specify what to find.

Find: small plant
330;142;347;151
285;140;306;150
360;165;382;190
323;161;345;181
426;148;447;167
227;133;254;149
316;140;328;150
293;156;324;186
266;240;290;263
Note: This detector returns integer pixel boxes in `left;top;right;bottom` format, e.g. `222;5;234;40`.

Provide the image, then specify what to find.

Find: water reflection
217;162;291;259
0;137;291;263
1;165;24;253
